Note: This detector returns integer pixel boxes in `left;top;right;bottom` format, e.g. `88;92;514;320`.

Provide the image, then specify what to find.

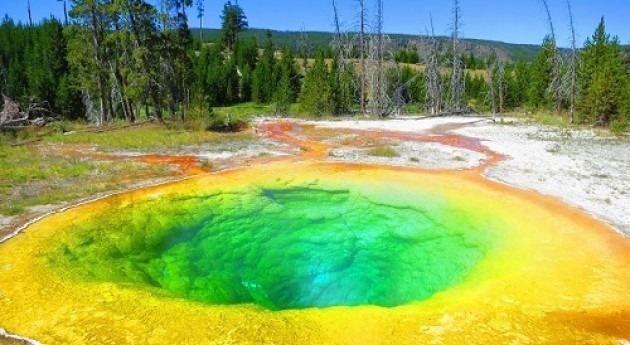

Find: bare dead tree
0;95;59;129
450;0;465;112
332;0;342;41
497;62;506;116
423;14;442;115
332;0;345;71
388;63;404;116
0;96;25;126
497;63;506;120
486;65;497;121
297;26;310;69
83;92;100;126
85;2;111;125
58;0;69;25
330;0;356;115
372;0;390;117
566;0;578;123
196;0;204;41
389;59;422;116
541;0;563;114
356;0;367;114
486;61;505;123
27;0;33;27
109;13;135;124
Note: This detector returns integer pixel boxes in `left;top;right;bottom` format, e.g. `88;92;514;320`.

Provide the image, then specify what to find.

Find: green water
48;184;492;310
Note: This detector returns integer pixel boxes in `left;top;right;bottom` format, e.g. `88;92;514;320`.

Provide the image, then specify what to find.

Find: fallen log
0;115;29;127
9;138;42;147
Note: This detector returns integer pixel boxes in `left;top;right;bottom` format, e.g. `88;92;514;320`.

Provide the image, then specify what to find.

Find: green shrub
206;111;249;133
366;146;400;158
610;118;629;135
45;121;67;133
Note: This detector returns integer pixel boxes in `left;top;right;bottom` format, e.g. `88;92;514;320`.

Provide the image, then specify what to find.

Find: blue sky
3;0;629;47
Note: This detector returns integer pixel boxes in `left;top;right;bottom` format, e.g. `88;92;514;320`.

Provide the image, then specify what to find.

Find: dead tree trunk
450;0;465;112
357;0;367;114
332;0;345;71
566;0;577;123
498;63;505;116
87;1;110;126
373;0;389;117
1;96;59;129
196;0;204;41
27;0;33;27
111;16;135;124
487;64;497;121
298;27;310;69
0;96;25;127
62;0;68;25
424;14;442;115
541;0;563;114
128;7;162;122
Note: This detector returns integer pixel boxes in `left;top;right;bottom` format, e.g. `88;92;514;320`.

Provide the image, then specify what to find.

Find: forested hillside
192;28;543;62
1;1;629;131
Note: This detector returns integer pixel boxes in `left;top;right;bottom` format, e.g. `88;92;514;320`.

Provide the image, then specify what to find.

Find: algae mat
0;162;629;344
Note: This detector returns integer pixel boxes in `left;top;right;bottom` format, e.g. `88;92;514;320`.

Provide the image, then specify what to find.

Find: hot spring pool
1;162;628;344
47;183;495;311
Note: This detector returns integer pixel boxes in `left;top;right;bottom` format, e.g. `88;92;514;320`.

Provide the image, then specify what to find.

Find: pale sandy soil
192;139;294;160
107;138;295;161
310;116;481;133
328;141;486;170
455;120;630;237
305;116;630;237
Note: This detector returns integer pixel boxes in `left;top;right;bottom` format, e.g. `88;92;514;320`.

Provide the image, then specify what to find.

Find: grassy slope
0;124;253;216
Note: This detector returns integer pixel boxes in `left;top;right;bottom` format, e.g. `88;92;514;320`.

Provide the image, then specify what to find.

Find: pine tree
202;44;227;106
0;17;79;115
578;17;627;125
464;72;486;105
224;57;240;105
56;72;84;120
512;60;530;108
235;37;258;71
272;47;300;114
329;56;356;115
235;38;257;102
252;32;275;104
220;1;248;55
298;50;331;116
237;64;251;103
527;36;554;110
503;63;519;109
